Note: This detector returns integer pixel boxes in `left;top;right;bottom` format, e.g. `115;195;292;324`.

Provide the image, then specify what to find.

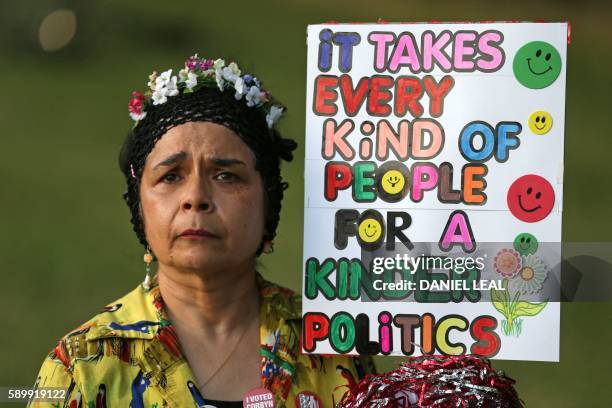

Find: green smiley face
513;233;539;256
513;41;562;89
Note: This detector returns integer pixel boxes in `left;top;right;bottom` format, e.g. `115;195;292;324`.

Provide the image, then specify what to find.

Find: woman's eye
161;172;181;183
215;172;238;182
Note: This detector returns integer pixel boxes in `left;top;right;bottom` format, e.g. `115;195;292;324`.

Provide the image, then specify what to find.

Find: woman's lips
179;228;218;239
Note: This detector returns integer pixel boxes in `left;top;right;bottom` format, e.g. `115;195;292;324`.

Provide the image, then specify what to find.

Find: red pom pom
337;354;523;408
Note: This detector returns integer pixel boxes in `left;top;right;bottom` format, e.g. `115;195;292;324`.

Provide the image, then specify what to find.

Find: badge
243;387;275;408
295;391;322;408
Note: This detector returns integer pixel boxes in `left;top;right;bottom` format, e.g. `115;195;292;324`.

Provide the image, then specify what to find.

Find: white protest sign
302;22;567;362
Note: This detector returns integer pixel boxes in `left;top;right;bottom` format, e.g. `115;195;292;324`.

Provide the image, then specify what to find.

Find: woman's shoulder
67;281;159;340
257;274;302;321
30;280;163;406
42;280;161;370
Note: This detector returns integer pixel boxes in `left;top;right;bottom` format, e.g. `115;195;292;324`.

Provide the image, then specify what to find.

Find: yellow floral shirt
28;272;375;408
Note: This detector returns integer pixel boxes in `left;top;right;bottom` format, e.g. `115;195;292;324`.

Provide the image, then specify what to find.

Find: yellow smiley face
380;170;405;195
528;111;553;135
358;218;382;243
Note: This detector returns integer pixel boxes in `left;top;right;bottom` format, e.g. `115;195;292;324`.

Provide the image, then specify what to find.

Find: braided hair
118;86;297;256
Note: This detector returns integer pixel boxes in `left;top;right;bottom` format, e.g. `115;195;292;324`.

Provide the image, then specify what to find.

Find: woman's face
139;121;265;274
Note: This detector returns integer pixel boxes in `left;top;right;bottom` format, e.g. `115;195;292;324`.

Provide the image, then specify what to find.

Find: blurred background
1;0;611;406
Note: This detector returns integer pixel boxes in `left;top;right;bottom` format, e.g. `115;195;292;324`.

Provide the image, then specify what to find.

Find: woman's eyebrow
153;151;187;171
210;157;246;166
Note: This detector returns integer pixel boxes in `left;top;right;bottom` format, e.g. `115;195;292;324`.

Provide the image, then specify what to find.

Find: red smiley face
507;174;555;222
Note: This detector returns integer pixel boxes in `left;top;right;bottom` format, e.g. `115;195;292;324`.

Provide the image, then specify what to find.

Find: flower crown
128;54;285;128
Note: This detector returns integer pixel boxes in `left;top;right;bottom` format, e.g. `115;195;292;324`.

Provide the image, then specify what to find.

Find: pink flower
199;59;214;70
185;55;214;71
128;91;146;121
185;54;200;70
493;248;522;278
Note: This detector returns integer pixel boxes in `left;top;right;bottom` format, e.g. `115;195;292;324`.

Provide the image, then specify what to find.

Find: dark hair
118;86;297;256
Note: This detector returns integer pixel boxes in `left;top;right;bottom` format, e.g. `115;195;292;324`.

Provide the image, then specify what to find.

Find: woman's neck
155;264;263;398
156;264;259;336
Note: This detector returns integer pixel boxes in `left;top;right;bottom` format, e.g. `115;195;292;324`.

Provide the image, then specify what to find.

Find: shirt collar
82;273;162;342
80;271;302;405
82;271;301;342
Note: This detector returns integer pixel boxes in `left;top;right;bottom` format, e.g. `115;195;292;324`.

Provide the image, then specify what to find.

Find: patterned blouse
27;272;375;407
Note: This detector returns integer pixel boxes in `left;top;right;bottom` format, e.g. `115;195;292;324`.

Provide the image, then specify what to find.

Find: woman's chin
163;243;257;272
167;247;221;268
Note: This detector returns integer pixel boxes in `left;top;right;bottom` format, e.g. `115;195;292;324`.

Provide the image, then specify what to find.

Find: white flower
165;77;179;95
228;61;240;74
245;85;264;107
222;68;238;83
168;81;179;96
155;69;173;88
222;62;241;83
147;71;158;91
129;111;147;121
152;89;168;105
185;72;198;90
509;254;549;295
215;68;225;91
233;77;245;100
213;58;225;70
266;105;284;128
178;68;188;81
152;69;179;105
155;70;178;92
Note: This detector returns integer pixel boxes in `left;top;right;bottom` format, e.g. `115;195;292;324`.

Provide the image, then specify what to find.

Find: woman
28;55;375;408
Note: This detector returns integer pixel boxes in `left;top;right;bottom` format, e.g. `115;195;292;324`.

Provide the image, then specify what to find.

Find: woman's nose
182;201;210;211
181;177;214;212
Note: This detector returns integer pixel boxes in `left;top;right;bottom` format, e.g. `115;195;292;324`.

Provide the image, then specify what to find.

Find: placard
302;22;567;361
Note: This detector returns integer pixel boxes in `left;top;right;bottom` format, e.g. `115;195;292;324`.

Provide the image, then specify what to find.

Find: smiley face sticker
381;170;405;195
513;232;539;255
513;41;562;89
356;209;385;251
528;111;553;135
358;217;383;243
376;162;410;203
507;175;555;222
